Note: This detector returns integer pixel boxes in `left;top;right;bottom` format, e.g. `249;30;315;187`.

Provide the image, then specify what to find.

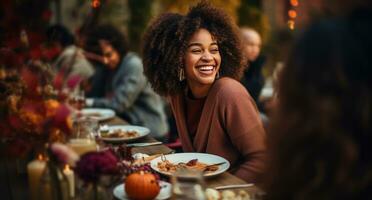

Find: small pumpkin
125;171;160;200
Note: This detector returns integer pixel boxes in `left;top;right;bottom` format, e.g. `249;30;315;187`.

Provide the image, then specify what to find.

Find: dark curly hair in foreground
142;1;244;96
265;8;372;200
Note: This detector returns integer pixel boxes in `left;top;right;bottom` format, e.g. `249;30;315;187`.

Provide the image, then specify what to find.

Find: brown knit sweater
169;77;266;183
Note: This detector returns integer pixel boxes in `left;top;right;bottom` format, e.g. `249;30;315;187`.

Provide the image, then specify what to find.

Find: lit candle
27;155;46;200
63;164;75;198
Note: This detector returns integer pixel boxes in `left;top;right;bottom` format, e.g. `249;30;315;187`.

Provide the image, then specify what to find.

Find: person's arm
222;85;266;183
92;55;146;112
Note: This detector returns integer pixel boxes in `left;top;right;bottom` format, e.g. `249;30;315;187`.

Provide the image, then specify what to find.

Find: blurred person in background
84;24;168;141
240;27;269;127
45;24;94;87
240;27;265;105
142;2;266;183
264;5;372;200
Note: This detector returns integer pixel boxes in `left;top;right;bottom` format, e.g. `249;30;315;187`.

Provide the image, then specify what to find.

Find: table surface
2;116;261;200
106;117;261;198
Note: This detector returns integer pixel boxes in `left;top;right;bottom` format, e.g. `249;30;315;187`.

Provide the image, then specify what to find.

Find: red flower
75;150;119;183
50;104;72;135
6;139;32;158
29;47;43;60
53;70;65;91
21;67;39;95
0;48;23;69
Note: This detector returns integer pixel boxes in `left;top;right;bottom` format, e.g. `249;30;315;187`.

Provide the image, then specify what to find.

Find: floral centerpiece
72;144;161;200
0;31;78;200
0;48;73;157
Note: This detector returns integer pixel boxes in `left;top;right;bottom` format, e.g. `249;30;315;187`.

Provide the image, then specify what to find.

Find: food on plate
205;188;220;200
205;188;251;200
157;156;219;173
99;125;109;135
132;154;162;165
101;129;139;138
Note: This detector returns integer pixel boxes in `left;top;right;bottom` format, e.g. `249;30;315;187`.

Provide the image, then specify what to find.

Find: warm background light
290;0;299;7
288;10;297;18
91;0;100;8
288;20;295;30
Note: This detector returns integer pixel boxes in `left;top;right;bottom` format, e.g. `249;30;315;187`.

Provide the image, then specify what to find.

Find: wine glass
171;169;207;200
68;89;86;118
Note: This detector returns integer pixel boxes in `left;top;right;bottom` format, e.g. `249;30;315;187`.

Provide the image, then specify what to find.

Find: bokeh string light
288;0;299;30
91;0;101;9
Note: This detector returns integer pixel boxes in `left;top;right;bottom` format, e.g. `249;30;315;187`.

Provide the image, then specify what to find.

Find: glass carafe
67;117;98;156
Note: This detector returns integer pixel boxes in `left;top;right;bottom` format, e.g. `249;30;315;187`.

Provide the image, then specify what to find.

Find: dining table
105;117;263;199
1;116;263;200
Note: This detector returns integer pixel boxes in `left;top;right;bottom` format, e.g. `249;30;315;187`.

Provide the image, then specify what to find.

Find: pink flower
66;75;82;90
50;142;79;167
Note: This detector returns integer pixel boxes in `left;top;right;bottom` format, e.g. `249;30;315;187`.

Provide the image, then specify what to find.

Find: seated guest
45;24;94;86
84;24;168;141
240;27;265;105
142;2;266;183
240;27;269;127
264;6;372;200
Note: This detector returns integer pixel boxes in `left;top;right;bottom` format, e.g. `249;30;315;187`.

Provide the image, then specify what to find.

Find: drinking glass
67;117;98;156
171;169;206;200
68;88;86;117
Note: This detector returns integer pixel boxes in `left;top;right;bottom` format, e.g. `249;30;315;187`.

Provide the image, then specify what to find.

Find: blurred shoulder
213;77;250;100
124;52;142;64
214;77;247;94
121;52;143;71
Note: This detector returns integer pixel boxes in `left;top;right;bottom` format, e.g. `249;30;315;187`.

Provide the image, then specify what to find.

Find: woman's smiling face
184;28;221;97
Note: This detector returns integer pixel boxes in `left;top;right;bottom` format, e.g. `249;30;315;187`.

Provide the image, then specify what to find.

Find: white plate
150;153;230;178
81;108;115;121
100;125;150;142
113;181;171;200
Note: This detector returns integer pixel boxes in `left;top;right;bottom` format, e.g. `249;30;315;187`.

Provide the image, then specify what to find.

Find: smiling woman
142;2;266;183
185;28;221;98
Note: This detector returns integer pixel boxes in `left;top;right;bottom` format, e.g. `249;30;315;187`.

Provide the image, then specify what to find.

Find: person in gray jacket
85;24;168;140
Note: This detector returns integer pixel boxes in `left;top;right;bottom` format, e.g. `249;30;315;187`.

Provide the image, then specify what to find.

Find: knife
126;141;162;147
214;183;254;190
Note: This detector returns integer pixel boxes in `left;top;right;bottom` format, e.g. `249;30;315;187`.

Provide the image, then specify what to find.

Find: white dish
100;125;150;142
81;108;115;121
150;153;230;178
113;181;171;200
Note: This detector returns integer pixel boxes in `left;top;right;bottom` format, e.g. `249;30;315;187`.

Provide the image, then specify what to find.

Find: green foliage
238;1;270;44
128;0;153;52
158;0;241;22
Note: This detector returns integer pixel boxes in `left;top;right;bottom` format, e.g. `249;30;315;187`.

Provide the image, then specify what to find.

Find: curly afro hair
85;24;129;59
142;1;245;96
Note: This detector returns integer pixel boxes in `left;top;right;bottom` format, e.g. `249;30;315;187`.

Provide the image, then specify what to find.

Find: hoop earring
216;71;220;79
179;68;185;81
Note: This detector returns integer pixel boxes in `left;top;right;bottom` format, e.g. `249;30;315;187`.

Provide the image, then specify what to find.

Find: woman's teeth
197;65;214;75
198;66;214;71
